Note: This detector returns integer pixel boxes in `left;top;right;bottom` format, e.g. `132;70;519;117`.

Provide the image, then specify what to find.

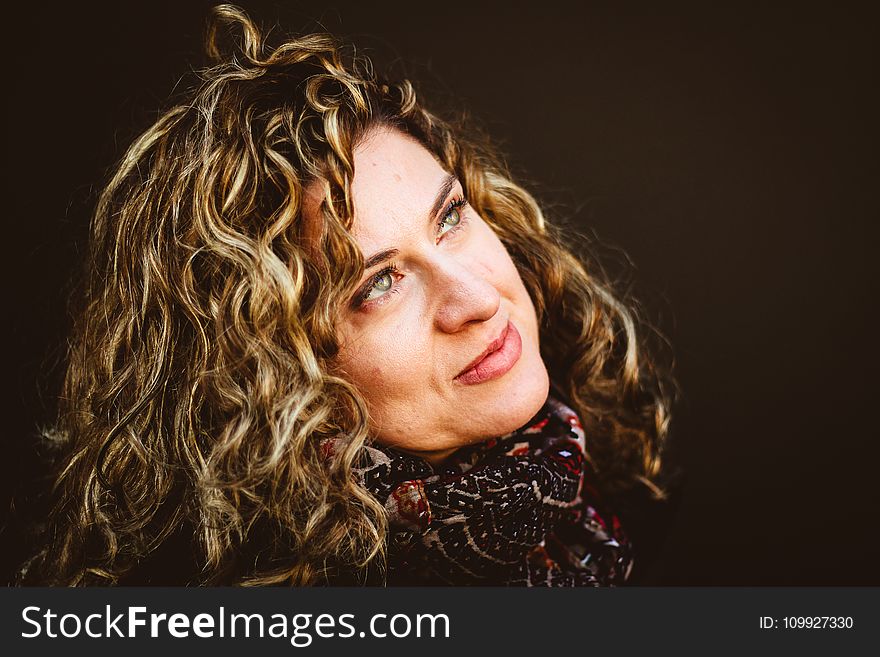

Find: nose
432;257;501;333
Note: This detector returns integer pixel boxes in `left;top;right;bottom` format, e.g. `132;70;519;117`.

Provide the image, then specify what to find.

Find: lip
454;320;522;385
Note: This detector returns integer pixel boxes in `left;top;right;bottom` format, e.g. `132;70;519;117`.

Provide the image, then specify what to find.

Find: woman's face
314;127;549;464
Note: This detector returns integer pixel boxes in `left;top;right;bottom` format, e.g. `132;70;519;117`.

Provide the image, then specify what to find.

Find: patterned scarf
346;396;632;586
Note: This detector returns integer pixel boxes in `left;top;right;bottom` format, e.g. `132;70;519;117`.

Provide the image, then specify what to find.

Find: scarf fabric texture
351;397;633;586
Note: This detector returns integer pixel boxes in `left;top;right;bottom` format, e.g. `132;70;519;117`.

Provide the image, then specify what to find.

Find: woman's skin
308;127;549;464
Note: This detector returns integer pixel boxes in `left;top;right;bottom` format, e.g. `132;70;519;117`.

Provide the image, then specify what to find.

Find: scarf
348;396;632;586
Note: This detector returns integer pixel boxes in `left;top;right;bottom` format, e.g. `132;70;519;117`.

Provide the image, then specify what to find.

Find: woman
23;4;672;586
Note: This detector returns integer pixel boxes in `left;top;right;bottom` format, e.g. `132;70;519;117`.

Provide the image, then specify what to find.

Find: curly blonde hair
26;4;672;585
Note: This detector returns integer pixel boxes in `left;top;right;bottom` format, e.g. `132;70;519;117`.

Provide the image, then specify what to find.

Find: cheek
476;235;542;348
476;232;532;303
336;315;424;398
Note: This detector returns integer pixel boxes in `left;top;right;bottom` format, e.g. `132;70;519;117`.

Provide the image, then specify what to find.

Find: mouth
454;320;523;385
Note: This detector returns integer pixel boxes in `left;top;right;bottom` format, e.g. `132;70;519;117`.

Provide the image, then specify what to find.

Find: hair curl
24;4;673;585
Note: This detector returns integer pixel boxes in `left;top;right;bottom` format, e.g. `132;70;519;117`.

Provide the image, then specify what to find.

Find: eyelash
353;195;470;309
354;262;402;308
438;196;468;237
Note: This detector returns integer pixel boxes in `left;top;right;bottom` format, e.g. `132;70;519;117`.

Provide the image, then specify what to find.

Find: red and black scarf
351;397;633;586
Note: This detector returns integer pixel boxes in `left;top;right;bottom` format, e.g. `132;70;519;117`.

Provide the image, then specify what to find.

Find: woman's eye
364;271;394;301
438;200;464;237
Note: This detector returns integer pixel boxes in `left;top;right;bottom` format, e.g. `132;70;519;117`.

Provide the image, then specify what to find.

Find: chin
494;357;550;434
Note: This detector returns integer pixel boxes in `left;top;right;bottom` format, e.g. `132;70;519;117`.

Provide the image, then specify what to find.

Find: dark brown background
5;0;879;584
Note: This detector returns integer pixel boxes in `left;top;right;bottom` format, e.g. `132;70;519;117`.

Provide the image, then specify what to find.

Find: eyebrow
363;247;400;270
361;173;458;272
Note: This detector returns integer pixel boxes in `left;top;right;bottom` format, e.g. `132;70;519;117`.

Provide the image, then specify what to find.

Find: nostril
434;277;501;333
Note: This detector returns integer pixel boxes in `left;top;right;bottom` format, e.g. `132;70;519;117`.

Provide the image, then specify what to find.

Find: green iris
439;206;461;234
364;271;394;301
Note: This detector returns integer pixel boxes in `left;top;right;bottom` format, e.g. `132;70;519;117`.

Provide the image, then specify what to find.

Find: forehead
348;128;449;247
